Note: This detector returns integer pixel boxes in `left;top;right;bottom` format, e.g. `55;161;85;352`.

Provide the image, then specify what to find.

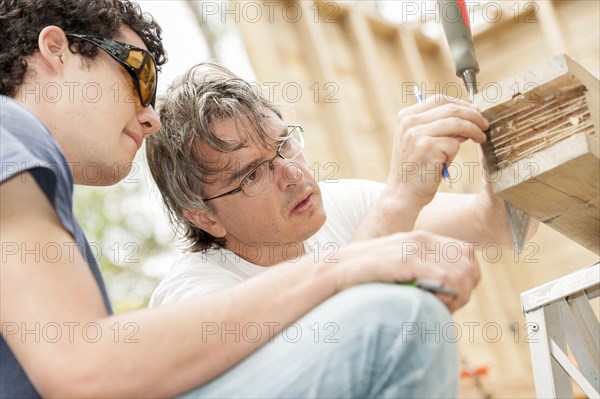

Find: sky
138;1;258;92
137;1;210;92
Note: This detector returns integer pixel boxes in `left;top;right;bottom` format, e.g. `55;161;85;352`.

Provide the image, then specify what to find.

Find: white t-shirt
149;179;384;307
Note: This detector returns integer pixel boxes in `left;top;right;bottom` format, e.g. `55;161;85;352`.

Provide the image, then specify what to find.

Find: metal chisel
438;0;531;253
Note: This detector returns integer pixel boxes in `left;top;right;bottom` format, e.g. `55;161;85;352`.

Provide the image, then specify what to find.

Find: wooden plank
295;0;358;177
476;54;600;254
397;27;429;87
345;10;395;160
536;1;567;55
232;1;283;79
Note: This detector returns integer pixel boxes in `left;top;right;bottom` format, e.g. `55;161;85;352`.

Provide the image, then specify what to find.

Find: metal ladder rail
521;262;600;398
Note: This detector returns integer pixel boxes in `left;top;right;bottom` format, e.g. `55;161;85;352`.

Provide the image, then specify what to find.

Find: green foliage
73;165;177;313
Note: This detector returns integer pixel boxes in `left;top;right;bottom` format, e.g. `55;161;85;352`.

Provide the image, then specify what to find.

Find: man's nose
274;157;304;190
137;103;161;137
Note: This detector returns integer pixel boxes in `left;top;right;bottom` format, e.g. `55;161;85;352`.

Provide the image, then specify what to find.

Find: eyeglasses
65;33;158;107
203;125;305;202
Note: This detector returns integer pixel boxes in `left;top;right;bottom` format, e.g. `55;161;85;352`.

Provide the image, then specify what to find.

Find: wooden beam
346;9;395;160
295;0;358;177
186;0;219;61
536;0;567;55
397;27;429;87
476;54;600;254
233;1;283;81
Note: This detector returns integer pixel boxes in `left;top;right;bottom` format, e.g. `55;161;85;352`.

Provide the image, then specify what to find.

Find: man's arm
414;180;539;245
352;95;489;242
352;95;539;246
1;172;478;398
352;140;538;245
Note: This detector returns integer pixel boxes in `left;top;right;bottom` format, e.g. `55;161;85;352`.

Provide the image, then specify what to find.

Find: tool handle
438;0;480;77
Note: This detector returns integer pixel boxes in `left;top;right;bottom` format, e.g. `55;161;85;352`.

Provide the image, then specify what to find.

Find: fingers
421;102;487;130
343;232;480;314
400;105;489;143
388;94;490;209
444;250;480;313
439;257;480;313
398;94;489;131
403;94;478;113
409;135;464;166
393;232;480;313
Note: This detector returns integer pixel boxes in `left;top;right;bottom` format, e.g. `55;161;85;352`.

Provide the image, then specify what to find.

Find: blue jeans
180;283;458;398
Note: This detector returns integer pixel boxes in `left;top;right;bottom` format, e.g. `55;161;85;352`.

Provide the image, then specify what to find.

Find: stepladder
521;262;600;398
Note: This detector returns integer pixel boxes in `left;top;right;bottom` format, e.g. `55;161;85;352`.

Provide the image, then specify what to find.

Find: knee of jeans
336;283;452;328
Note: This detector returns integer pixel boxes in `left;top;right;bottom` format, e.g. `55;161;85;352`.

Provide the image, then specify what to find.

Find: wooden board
476;54;600;254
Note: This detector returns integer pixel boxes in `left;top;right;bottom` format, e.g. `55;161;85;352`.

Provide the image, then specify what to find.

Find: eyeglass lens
240;126;305;197
126;50;157;106
66;33;157;107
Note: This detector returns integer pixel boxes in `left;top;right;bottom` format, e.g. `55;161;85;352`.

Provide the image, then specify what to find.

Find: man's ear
37;26;70;74
183;208;227;239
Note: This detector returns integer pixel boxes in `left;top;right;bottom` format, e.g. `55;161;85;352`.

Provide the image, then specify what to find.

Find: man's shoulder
170;248;265;277
149;250;245;307
1;96;70;185
158;250;246;283
318;178;383;195
1;96;50;143
0;96;80;260
318;179;384;211
1;95;36;119
171;250;227;273
310;178;385;246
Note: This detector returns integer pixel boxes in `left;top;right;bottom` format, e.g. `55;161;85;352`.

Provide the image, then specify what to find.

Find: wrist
472;192;512;245
323;241;377;292
306;250;349;295
378;185;424;226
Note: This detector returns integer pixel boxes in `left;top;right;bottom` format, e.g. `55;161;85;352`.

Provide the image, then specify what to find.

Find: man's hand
386;95;489;212
339;231;481;313
351;95;490;242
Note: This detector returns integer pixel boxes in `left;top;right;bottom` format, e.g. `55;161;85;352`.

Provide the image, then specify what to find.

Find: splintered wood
490;85;594;169
476;54;599;254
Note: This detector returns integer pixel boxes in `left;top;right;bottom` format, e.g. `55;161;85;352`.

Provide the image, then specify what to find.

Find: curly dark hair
0;0;167;97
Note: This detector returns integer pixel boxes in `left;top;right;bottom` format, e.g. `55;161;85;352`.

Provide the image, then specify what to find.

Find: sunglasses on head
65;33;158;108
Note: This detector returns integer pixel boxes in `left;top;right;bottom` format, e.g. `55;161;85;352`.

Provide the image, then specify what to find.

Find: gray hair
146;62;282;252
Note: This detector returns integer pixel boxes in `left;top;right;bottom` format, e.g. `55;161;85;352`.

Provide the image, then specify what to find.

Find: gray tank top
1;96;113;398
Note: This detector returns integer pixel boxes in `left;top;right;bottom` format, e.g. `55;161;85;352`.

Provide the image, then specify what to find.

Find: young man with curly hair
1;1;493;398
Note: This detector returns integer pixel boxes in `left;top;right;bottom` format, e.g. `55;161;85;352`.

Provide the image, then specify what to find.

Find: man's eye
244;167;262;184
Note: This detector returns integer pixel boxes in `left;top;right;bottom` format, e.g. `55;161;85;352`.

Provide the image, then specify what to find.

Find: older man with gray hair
144;62;533;397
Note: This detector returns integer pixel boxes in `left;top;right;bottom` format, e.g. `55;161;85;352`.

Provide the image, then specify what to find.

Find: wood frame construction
476;54;599;254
